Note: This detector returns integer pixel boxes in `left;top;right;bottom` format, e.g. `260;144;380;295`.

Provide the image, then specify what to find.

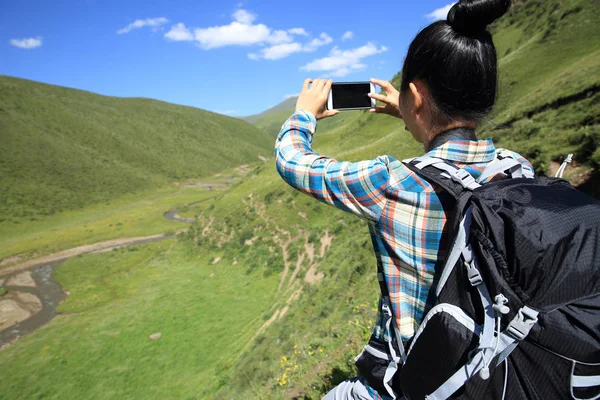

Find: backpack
355;152;600;399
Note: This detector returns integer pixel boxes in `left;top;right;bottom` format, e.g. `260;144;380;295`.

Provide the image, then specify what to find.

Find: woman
275;0;532;398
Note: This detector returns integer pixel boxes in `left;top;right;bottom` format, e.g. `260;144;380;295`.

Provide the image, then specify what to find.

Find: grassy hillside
249;0;599;195
0;76;273;219
198;0;600;397
242;96;298;126
0;1;598;399
1;240;281;399
485;0;600;191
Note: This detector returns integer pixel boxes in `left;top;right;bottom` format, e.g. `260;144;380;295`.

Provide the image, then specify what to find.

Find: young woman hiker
275;0;531;398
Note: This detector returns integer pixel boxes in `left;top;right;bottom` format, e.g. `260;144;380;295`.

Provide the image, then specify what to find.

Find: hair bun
448;0;512;35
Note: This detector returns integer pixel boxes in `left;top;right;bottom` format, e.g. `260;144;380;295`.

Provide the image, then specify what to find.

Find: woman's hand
296;78;339;120
369;78;402;119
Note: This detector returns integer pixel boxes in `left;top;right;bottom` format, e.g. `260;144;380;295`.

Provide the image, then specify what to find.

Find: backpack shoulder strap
403;156;480;199
477;151;535;182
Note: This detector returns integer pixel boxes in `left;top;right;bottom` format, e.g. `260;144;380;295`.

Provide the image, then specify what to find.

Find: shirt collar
426;139;497;164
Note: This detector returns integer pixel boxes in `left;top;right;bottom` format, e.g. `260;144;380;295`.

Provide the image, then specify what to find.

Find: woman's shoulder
379;155;440;194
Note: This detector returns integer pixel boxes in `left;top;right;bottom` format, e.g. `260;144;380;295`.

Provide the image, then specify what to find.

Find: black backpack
356;152;600;399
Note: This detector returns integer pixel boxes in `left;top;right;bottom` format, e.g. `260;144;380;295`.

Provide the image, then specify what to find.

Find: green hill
198;0;600;397
242;96;298;126
249;0;599;195
0;1;598;399
0;75;273;219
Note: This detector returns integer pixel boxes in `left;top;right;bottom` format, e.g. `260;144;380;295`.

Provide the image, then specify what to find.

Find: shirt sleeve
274;110;391;222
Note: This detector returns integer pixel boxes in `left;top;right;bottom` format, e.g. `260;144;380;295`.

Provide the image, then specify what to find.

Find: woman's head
399;0;511;144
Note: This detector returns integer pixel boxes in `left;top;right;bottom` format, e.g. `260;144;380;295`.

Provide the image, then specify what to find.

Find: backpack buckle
465;261;483;286
451;169;478;190
506;306;539;341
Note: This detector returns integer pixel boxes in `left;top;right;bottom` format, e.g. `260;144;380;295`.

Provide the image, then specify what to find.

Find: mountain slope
242;96;298;126
249;0;599;193
204;0;600;398
484;0;600;193
0;76;273;219
0;1;597;399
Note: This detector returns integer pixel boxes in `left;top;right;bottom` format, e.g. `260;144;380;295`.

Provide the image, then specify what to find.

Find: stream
0;203;202;348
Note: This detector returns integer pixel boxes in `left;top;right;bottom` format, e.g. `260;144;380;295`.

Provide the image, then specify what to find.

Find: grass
0;240;280;399
1;1;598;399
0;75;273;220
0;163;256;265
0;184;217;263
483;0;600;181
249;0;600;194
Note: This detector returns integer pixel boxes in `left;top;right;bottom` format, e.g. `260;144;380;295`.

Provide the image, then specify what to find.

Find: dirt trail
0;234;174;278
1;174;335;353
0;194;221;277
242;228;334;353
0;181;227;348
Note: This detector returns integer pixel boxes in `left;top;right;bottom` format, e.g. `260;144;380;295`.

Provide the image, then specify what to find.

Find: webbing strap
382;303;399;399
435;208;472;297
382;296;407;363
468;251;496;353
494;333;519;368
495;306;540;365
497;151;535;179
368;224;407;364
425;351;487;400
413;156;480;191
427;306;538;399
572;374;600;388
477;157;522;183
364;344;401;362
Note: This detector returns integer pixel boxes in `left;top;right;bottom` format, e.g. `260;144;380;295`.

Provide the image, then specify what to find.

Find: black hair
401;0;512;125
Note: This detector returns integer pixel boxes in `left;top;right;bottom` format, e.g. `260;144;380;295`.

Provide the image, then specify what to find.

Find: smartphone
327;81;376;111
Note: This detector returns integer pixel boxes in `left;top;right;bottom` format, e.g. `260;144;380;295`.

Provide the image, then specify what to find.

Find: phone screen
331;82;372;109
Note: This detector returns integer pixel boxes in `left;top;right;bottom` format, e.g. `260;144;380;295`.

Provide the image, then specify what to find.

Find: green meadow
0;0;598;399
1;240;280;399
0;75;272;220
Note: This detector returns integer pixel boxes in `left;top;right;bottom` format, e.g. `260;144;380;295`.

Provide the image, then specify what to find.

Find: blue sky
0;0;455;116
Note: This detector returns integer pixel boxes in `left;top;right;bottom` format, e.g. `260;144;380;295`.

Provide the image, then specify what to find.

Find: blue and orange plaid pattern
275;110;532;400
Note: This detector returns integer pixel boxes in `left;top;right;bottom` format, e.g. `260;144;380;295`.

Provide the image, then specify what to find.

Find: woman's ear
409;82;424;113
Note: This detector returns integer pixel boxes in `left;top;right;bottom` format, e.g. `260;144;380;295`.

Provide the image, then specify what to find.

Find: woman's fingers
368;93;391;103
323;79;333;95
303;78;313;92
313;78;326;93
322;109;339;119
369;106;389;114
371;78;394;92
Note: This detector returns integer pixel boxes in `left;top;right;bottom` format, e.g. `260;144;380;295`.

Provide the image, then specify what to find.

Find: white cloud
426;3;456;21
267;30;294;45
257;42;303;60
305;33;333;51
341;31;354;41
117;17;169;34
194;22;274;49
249;32;333;61
164;9;328;60
170;9;293;49
288;28;308;36
284;93;300;99
300;42;388;77
164;23;194;41
232;9;257;25
10;36;42;49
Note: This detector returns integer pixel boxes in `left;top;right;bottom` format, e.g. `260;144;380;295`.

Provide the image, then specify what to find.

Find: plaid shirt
275;110;532;398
